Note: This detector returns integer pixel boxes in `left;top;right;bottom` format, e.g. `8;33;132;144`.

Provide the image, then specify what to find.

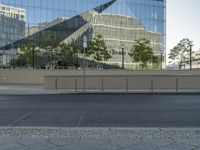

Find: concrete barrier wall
1;69;200;92
0;69;82;85
44;75;200;92
178;76;200;89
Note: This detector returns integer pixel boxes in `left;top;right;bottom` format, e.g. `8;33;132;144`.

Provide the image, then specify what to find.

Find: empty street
0;94;200;127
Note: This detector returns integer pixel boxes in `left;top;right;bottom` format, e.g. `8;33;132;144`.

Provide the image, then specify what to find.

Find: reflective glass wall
0;0;166;69
103;0;166;50
1;0;165;37
128;0;166;49
1;0;109;26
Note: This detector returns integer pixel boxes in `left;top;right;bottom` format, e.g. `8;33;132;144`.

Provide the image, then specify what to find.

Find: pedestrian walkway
0;127;200;150
0;84;200;95
0;85;68;95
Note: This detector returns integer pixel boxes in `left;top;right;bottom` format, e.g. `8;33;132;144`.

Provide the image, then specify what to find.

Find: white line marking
8;111;35;126
0;96;21;101
77;111;86;127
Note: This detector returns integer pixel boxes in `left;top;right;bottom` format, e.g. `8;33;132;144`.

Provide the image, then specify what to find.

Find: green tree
59;41;80;68
129;39;154;69
168;46;180;64
86;34;111;69
152;55;159;64
39;33;60;69
168;38;194;67
16;42;40;67
151;55;160;69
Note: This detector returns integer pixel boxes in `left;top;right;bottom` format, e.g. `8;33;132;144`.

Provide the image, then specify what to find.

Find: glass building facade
0;3;26;65
0;0;166;68
0;0;166;43
0;3;26;46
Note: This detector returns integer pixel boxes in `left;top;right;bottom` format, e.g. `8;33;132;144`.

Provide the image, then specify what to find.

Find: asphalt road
0;94;200;127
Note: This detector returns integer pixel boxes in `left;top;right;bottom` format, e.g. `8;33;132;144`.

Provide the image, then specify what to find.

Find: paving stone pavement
0;127;200;150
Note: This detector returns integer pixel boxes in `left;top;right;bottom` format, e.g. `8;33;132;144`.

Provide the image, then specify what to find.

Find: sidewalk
0;127;200;150
0;84;200;95
0;85;68;95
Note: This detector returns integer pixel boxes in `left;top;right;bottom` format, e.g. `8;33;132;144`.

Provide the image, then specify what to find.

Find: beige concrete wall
153;77;177;89
1;69;200;91
0;69;82;85
178;76;200;89
44;74;200;92
128;77;151;90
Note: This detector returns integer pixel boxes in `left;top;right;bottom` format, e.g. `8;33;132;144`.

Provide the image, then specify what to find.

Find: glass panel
0;0;166;69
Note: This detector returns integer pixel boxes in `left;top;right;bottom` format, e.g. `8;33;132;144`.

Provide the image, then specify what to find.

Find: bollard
55;77;58;90
101;78;104;93
75;78;77;92
176;78;178;93
126;78;129;92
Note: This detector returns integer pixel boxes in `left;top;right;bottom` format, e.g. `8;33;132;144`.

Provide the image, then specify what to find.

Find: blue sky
167;0;200;54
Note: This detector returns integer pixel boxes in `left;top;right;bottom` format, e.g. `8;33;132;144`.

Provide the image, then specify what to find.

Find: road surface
0;94;200;127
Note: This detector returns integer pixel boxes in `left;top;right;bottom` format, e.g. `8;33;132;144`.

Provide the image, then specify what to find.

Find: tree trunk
143;62;148;70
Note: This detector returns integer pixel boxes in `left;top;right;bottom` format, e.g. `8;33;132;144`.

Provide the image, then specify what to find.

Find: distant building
0;3;26;66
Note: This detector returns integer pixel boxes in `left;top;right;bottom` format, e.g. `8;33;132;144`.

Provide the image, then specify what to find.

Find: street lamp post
121;42;125;69
122;47;125;69
189;43;193;70
11;44;15;69
32;44;35;69
83;36;88;92
160;50;164;70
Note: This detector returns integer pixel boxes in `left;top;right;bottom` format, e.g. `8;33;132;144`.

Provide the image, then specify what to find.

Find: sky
167;0;200;55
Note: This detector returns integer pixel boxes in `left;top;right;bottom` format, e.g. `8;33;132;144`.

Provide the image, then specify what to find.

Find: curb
1;92;200;96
